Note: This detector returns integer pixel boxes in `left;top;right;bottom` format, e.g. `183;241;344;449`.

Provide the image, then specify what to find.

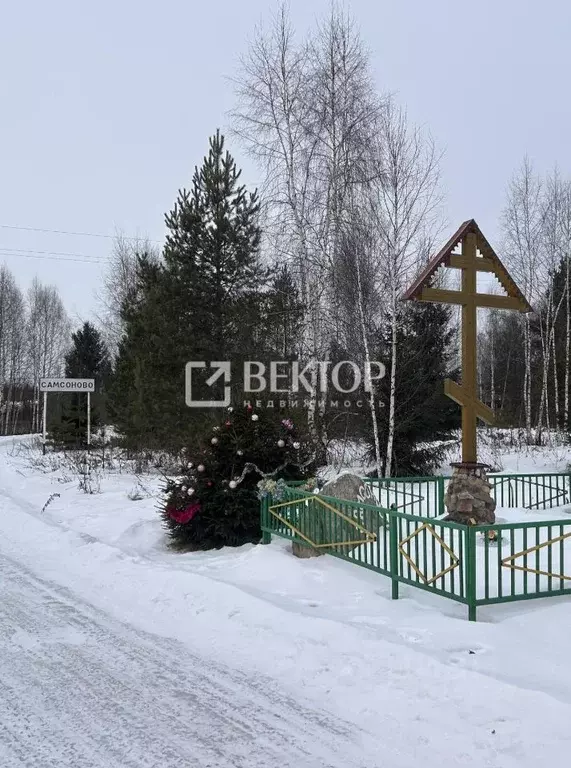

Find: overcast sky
1;0;569;322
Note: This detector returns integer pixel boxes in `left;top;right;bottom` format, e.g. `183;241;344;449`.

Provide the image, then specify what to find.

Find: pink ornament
167;501;200;524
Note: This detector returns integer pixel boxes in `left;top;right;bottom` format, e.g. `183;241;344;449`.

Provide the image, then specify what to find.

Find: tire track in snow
0;553;373;768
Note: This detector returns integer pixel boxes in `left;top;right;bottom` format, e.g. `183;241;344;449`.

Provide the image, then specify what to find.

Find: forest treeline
1;5;569;474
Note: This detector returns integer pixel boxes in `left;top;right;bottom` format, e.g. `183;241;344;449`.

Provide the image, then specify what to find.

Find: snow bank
2;436;571;765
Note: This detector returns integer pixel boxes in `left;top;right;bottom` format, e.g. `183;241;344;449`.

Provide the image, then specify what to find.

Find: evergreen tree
109;131;268;450
162;404;315;550
109;254;182;450
257;265;304;359
50;322;111;447
371;303;460;475
163;128;267;361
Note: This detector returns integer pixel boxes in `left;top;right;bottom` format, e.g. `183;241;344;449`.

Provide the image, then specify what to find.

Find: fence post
261;494;272;544
389;511;399;600
437;475;445;516
466;525;477;621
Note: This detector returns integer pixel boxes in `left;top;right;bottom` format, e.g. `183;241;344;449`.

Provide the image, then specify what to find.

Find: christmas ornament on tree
161;405;315;551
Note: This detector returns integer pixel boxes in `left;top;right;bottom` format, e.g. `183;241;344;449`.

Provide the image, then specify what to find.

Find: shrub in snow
161;405;315;550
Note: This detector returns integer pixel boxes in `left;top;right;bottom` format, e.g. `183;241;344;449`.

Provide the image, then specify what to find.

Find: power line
0;246;107;260
0;250;106;265
0;223;162;244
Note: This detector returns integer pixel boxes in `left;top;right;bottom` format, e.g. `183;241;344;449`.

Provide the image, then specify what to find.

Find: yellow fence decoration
501;530;571;581
398;523;460;585
268;495;377;550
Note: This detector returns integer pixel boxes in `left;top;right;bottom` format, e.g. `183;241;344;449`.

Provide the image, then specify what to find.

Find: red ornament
167;501;200;524
225;420;231;426
207;481;213;487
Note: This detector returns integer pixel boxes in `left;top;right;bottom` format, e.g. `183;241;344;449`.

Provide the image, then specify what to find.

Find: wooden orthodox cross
402;220;532;465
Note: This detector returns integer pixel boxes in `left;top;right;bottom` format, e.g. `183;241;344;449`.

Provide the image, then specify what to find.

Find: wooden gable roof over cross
402;218;533;312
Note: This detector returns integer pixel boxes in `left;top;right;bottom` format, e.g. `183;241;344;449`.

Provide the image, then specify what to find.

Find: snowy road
4;437;571;767
0;553;365;768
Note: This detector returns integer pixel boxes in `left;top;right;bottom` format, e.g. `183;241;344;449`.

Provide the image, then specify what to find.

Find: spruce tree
372;303;460;475
258;264;304;359
109;254;181;450
50;322;111;447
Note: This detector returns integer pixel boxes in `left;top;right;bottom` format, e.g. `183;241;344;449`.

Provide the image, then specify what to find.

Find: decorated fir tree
161;405;315;550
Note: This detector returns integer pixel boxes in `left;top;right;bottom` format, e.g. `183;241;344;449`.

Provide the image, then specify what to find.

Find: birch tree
368;99;442;475
561;181;571;428
96;235;159;358
535;170;566;434
501;157;544;438
0;266;26;435
233;2;382;458
27;279;70;431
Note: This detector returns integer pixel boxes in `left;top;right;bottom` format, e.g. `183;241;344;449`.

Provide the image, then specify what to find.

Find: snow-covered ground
2;436;571;766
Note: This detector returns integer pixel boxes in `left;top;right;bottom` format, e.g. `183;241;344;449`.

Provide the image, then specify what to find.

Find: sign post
42;391;47;454
39;378;95;452
87;391;91;446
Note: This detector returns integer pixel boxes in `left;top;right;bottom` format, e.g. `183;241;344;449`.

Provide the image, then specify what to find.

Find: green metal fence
364;472;571;517
488;473;570;509
364;476;444;518
261;487;471;612
260;472;571;620
472;518;571;611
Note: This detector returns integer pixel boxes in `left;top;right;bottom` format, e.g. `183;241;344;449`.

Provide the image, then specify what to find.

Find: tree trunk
385;286;398;477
